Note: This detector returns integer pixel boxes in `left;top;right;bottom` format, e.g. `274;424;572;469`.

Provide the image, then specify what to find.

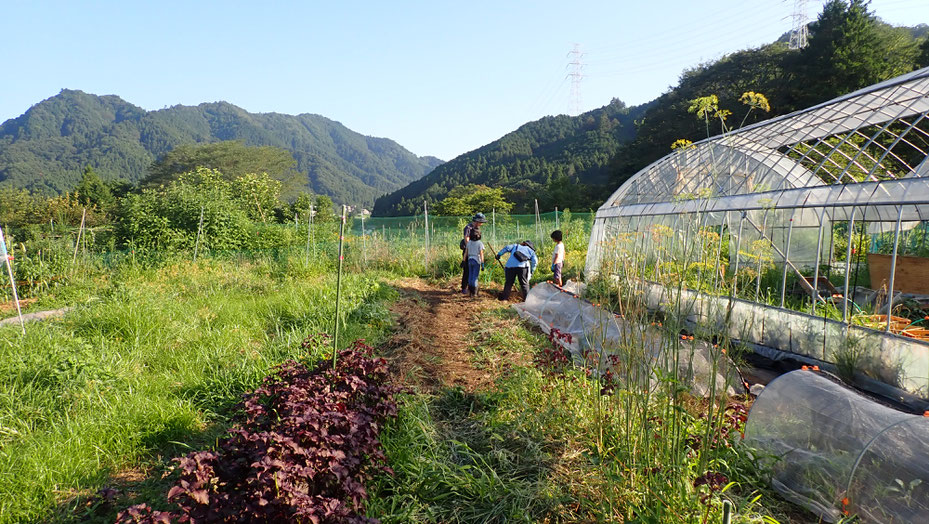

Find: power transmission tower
566;43;585;116
788;0;810;50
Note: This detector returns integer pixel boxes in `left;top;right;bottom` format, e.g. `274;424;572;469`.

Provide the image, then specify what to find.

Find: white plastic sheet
513;282;744;397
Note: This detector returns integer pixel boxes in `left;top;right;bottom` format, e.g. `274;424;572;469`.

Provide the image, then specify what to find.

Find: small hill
0;90;442;205
373;98;648;215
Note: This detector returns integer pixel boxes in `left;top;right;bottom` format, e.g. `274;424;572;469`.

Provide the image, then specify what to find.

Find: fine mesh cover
744;370;929;522
513;282;744;396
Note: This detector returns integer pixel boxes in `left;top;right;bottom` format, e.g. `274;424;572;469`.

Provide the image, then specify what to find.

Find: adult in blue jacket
495;240;537;301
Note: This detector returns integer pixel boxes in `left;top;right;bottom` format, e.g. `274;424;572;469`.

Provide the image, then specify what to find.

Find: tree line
374;0;929;216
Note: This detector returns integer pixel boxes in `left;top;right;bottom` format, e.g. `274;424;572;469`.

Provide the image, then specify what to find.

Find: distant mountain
0;90;443;205
373;98;649;216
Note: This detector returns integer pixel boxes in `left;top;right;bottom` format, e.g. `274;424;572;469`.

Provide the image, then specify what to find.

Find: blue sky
3;0;928;160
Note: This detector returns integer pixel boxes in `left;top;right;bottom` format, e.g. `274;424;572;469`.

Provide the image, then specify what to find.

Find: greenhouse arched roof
602;66;929;213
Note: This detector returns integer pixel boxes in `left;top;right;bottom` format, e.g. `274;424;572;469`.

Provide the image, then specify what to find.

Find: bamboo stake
361;213;367;266
307;204;315;263
0;227;24;335
72;208;86;265
193;206;204;262
423;201;430;267
333;205;346;366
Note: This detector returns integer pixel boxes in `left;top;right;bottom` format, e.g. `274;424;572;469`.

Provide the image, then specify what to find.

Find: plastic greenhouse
586;66;929;399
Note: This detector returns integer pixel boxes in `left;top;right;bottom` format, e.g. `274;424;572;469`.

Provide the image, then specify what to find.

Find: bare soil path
379;277;522;393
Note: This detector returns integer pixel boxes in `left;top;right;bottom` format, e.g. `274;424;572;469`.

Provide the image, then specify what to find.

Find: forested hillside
0;90;442;205
375;0;929;216
373;98;648;215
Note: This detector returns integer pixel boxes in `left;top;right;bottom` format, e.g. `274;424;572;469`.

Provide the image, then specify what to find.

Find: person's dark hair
551;230;563;242
470;229;482;241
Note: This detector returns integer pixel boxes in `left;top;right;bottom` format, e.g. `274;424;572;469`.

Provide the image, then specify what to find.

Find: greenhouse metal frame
587;67;929;398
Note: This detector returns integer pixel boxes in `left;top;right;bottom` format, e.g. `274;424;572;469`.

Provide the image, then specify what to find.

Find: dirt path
380;277;520;393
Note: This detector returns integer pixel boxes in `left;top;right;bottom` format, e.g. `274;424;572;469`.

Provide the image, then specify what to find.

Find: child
551;230;565;287
465;229;484;297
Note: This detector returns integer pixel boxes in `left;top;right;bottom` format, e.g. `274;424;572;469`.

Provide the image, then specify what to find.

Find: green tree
433;185;513;216
230;172;282;223
0;187;43;227
291;192;315;218
115;167;252;250
314;195;335;222
918;37;929;67
73;165;115;213
795;0;917;105
145;141;302;199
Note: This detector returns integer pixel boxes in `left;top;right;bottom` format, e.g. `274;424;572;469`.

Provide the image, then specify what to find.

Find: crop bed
118;337;397;523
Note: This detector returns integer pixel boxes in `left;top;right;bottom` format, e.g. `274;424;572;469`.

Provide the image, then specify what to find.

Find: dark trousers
460;252;469;291
467;259;481;294
500;267;529;300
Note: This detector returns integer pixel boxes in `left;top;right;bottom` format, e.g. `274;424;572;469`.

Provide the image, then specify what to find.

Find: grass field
0;215;810;523
0;254;396;522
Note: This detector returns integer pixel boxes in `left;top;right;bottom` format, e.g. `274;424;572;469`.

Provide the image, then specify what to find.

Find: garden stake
305;204;316;265
755;209;770;300
886;205;904;332
423;200;429;268
534;199;542;255
780;217;794;308
811;207;829;314
0;227;24;335
731;212;745;296
722;500;732;524
842;207;857;323
333;205;346;366
72;207;86;266
361;213;367;266
193;206;204;262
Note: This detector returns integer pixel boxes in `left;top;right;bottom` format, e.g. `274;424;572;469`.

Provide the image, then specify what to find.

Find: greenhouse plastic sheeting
744;370;929;523
512;282;744;396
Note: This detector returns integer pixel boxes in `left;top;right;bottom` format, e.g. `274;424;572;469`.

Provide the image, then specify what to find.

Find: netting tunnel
513;282;744;396
586;67;929;398
744;370;929;522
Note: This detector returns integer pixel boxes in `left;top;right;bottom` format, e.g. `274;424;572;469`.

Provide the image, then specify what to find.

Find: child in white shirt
550;230;565;286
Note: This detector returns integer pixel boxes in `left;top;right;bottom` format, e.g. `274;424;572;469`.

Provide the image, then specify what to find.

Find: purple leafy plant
117;337;397;523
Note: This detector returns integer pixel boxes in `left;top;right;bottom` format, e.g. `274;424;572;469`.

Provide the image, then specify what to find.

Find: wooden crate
867;253;929;295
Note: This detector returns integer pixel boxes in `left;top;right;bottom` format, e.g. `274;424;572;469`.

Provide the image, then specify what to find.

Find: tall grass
0;255;396;522
368;306;791;523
